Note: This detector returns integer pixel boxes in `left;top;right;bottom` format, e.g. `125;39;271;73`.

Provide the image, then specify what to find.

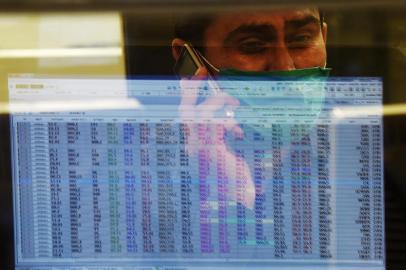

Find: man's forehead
207;8;320;33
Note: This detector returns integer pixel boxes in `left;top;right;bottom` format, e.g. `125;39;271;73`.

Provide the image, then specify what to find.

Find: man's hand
178;67;256;209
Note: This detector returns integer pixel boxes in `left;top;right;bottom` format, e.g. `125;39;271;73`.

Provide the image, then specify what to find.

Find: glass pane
0;4;405;270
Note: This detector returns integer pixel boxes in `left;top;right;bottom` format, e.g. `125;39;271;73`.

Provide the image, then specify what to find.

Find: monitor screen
9;75;385;270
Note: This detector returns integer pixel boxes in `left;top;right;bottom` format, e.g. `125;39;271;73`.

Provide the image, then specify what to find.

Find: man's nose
265;42;295;71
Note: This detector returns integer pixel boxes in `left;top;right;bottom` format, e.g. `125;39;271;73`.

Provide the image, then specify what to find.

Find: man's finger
197;93;240;118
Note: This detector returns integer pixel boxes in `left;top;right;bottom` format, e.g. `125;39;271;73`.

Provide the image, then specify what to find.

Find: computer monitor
9;75;384;270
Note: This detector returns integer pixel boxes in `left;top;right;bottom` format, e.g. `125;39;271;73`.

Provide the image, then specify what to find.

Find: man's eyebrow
285;15;321;30
223;24;276;45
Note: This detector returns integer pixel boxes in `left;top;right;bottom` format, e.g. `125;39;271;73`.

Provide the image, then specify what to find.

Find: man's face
201;8;327;72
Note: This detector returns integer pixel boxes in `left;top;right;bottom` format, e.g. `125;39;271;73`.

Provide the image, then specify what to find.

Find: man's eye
237;40;268;54
287;35;313;48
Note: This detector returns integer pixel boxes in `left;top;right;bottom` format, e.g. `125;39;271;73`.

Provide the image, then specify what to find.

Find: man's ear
322;22;327;44
172;38;186;61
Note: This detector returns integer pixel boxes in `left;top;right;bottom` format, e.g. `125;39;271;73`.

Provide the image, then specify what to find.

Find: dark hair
174;13;215;48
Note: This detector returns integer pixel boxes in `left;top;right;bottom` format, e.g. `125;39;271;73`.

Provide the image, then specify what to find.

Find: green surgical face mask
214;67;331;135
218;67;331;79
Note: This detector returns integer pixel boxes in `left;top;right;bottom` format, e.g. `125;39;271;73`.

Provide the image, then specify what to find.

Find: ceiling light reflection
0;98;141;114
0;47;122;58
